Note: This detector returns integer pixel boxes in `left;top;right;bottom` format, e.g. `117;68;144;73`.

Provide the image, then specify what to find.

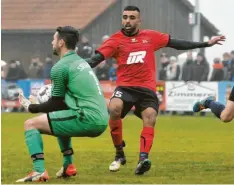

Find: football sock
25;129;45;173
109;119;123;153
206;101;225;119
57;137;73;168
140;127;154;161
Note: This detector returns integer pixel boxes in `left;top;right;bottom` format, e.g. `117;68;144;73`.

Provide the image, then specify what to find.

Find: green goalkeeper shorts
47;109;107;137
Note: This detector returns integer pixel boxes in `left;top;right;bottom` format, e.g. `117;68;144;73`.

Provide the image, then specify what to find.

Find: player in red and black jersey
86;5;225;175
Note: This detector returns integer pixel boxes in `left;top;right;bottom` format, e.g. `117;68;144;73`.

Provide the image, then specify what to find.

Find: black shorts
110;86;159;119
229;86;234;102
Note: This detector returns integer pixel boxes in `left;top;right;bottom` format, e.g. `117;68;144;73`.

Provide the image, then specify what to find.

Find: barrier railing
1;80;234;111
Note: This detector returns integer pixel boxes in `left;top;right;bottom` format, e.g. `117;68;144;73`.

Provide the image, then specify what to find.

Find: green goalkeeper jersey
50;51;108;125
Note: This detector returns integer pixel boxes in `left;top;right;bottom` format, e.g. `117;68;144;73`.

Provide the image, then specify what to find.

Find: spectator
222;52;232;80
16;60;27;79
1;60;7;79
230;50;234;81
41;55;53;79
95;61;109;81
1;66;6;79
102;35;110;43
167;56;180;116
158;53;169;115
191;53;209;82
101;35;117;70
28;57;43;79
166;56;180;81
210;57;224;81
5;60;27;81
109;63;117;81
159;53;169;80
181;51;194;81
191;53;209;117
77;35;93;59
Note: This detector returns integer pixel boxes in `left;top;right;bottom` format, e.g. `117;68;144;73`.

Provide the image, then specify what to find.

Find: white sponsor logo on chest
126;51;146;64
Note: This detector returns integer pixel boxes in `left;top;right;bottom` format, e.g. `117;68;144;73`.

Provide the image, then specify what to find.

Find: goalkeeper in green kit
17;26;108;182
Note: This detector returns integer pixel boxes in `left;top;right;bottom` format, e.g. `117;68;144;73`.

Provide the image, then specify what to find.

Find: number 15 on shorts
112;90;123;98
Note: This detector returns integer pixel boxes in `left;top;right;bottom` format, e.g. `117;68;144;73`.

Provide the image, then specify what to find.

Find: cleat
56;164;77;178
109;141;126;172
109;155;126;172
193;96;216;113
135;159;151;175
16;170;49;182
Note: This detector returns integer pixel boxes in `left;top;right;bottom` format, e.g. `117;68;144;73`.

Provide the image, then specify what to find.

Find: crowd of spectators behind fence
1;35;118;82
1;34;234;83
1;55;54;81
1;35;234;116
159;50;234;82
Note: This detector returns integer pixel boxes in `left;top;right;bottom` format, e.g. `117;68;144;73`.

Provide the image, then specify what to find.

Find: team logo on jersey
131;38;138;42
126;51;146;64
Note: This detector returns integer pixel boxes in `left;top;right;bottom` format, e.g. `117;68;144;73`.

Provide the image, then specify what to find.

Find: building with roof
2;0;219;69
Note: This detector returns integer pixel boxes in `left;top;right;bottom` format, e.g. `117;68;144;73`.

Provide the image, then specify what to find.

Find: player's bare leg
16;113;51;182
219;100;234;122
108;98;126;172
19;93;77;180
135;107;157;175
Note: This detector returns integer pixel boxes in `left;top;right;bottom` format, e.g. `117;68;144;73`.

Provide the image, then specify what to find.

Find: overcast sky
189;0;234;62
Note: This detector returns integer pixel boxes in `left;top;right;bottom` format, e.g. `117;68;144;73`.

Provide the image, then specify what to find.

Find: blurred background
1;0;234;114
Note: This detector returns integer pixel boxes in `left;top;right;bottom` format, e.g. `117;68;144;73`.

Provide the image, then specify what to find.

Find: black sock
204;99;213;108
209;101;225;119
139;152;148;161
116;150;125;157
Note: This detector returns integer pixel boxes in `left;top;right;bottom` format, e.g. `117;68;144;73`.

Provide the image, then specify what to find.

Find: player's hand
208;35;226;46
18;91;31;111
29;95;38;104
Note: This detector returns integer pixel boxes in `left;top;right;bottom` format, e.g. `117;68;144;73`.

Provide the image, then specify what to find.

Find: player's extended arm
85;52;105;68
28;97;68;113
167;36;226;50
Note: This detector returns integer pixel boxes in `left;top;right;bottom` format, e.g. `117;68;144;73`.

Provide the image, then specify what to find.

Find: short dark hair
56;26;79;50
9;59;16;64
124;5;140;13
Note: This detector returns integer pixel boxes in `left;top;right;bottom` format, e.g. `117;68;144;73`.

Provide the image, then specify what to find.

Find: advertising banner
165;81;218;111
2;80;24;109
99;81;116;106
16;80;31;98
218;81;234;105
2;79;228;112
156;81;166;111
29;80;45;96
100;81;166;110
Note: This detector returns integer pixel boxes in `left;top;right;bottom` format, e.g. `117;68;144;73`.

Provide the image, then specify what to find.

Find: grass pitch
1;113;234;184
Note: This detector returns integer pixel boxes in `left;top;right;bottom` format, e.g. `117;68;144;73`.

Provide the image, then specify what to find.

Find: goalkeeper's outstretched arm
28;97;68;113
